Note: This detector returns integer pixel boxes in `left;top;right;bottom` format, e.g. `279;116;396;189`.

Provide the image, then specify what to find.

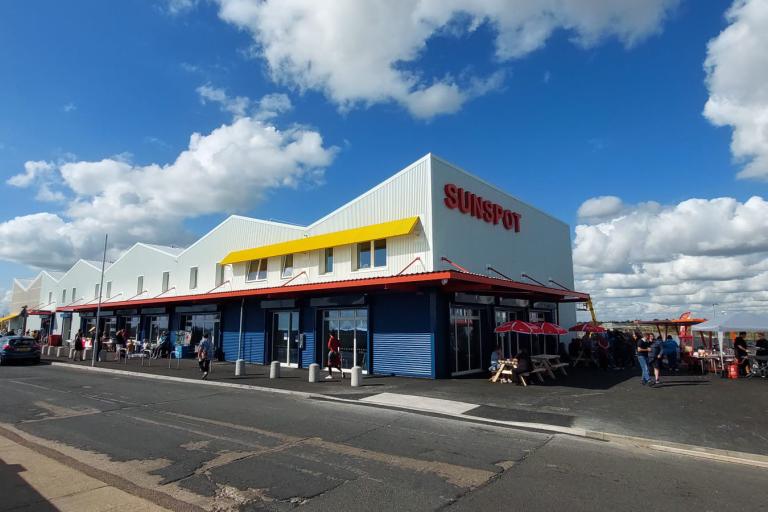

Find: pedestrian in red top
326;334;343;380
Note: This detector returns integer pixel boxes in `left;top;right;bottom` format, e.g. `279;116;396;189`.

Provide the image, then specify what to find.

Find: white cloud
62;102;77;113
214;0;679;119
703;0;768;180
7;160;55;188
0;97;337;270
577;195;624;221
196;84;251;117
574;195;768;319
164;0;199;15
256;93;292;120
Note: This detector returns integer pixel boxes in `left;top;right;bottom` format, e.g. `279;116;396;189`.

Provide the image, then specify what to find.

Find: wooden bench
492;365;546;386
550;362;569;376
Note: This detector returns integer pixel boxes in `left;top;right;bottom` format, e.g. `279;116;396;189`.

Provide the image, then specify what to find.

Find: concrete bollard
235;359;245;376
56;346;64;358
350;366;362;387
270;360;280;379
308;363;320;383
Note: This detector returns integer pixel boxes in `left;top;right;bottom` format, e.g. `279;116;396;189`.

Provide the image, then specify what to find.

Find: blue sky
1;0;767;318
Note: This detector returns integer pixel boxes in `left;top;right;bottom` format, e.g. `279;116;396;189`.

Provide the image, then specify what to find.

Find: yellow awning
221;217;420;265
0;312;19;323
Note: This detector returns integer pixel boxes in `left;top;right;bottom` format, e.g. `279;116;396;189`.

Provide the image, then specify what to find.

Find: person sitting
755;333;767;358
152;331;171;359
663;335;679;372
510;350;532;385
489;345;502;373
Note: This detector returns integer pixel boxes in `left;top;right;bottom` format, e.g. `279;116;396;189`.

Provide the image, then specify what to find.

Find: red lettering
458;188;471;213
492;204;503;224
482;200;493;222
502;210;514;230
443;183;458;209
443;183;521;234
472;195;484;219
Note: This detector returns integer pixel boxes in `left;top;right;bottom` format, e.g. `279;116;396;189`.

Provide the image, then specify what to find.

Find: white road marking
359;392;478;415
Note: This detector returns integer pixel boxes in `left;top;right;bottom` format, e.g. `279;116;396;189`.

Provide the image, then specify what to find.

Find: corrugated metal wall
373;333;434;377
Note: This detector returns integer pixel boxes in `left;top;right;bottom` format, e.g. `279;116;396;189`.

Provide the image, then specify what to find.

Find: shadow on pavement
0;457;57;511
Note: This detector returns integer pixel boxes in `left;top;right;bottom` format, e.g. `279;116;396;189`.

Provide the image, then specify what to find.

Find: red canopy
536;322;568;335
495;320;542;334
568;322;606;333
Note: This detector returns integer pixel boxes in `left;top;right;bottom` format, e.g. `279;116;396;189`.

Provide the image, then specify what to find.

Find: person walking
325;333;343;380
72;330;84;361
635;332;651;385
198;334;213;380
649;334;664;386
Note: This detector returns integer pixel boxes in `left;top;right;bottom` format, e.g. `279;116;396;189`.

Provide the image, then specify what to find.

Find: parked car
0;336;41;365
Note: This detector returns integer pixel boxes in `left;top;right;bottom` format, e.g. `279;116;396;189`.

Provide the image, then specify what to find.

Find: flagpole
91;234;108;367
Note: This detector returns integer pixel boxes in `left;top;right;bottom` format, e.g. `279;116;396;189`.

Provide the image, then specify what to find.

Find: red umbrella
568;322;606;333
495;320;541;334
536;322;568;335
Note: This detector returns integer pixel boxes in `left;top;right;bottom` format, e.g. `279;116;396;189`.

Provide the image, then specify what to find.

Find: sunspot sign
443;183;521;232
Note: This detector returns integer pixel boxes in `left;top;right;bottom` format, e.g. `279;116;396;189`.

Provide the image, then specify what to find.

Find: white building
7;154;588;378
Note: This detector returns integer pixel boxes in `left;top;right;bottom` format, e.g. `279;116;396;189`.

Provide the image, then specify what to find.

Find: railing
487;265;513;280
154;286;176;298
281;271;307;287
520;273;546;287
396;256;423;276
440;256;470;273
205;280;230;294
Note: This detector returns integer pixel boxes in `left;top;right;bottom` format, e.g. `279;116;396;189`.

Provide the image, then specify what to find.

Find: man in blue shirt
198;334;213;380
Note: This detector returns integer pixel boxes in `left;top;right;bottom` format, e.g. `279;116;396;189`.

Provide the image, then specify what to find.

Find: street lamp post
91;234;108;367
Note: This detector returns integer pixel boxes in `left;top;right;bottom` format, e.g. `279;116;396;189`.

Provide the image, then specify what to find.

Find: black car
0;336;41;365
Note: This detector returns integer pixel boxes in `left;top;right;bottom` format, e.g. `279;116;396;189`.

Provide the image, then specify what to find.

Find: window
61;289;66;304
106;281;112;298
71;288;76;302
374;239;387;267
356;242;371;269
355;239;387;270
162;271;170;293
94;284;100;299
281;254;294;278
189;267;198;289
246;259;267;281
48;291;52;304
136;275;144;295
322;248;334;274
215;264;226;287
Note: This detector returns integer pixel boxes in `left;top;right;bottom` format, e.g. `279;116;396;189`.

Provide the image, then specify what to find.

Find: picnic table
531;354;569;379
490;359;546;386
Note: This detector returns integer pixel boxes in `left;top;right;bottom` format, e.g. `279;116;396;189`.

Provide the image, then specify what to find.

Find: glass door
272;311;299;367
322;309;368;372
449;306;483;376
495;309;519;359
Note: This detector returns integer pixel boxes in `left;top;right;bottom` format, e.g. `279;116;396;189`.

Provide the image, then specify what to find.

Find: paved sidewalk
40;354;768;457
0;427;172;511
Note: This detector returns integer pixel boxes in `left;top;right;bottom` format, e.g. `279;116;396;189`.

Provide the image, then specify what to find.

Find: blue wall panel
371;293;435;378
300;332;315;368
373;333;433;377
221;301;266;364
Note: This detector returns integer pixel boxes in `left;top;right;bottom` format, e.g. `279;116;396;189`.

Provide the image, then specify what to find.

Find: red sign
443;183;521;232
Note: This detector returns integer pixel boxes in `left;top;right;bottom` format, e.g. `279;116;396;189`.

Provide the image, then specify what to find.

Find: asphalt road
0;364;766;511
